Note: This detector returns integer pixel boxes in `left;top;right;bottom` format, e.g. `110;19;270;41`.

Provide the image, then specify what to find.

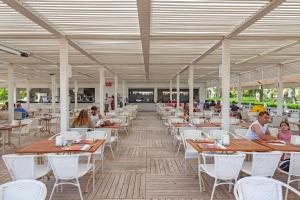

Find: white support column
189;66;194;116
176;74;180;108
169;80;173;102
25;80;30;109
7;64;14;123
122;80;125;107
74;80;78;111
114;75;118;110
51;74;56;113
99;66;105;115
237;75;242;107
13;84;17;104
277;65;283;115
199;83;207;108
59;38;69;132
154;87;158;103
221;39;231;131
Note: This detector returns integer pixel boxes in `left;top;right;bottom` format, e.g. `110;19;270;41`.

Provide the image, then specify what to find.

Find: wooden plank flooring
0;112;299;199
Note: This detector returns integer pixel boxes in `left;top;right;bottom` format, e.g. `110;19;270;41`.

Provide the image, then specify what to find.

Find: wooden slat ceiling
0;0;299;86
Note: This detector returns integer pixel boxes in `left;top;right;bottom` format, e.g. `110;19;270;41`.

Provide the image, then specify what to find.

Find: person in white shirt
246;111;276;141
90;106;103;125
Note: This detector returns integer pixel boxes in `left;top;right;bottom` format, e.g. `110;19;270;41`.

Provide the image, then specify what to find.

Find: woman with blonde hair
71;109;94;128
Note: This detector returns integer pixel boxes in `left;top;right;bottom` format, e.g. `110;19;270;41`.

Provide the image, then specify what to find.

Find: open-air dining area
1;0;300;200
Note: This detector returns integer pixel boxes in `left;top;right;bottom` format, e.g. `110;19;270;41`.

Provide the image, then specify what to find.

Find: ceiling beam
169;0;286;81
2;0;118;77
2;34;300;41
136;0;150;79
235;40;300;65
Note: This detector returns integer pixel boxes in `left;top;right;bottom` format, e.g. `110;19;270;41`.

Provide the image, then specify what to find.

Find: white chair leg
76;179;84;200
210;179;218;200
285;175;291;200
109;145;115;160
49;181;58;200
176;143;182;155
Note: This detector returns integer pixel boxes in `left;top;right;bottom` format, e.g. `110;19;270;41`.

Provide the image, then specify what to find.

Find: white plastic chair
230;118;240;125
48;153;93;200
2;154;50;181
94;128;115;160
49;131;81;141
86;130;107;173
181;129;205;173
210;118;221;123
234;176;300;200
0;180;47;200
234;128;248;139
190;117;205;125
176;127;196;154
69;128;90;137
199;153;245;200
277;152;300;200
205;129;232;140
11;119;33;145
241;152;282;177
268;127;279;137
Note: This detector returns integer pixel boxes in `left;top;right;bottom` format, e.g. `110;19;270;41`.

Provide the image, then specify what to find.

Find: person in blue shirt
14;102;28;119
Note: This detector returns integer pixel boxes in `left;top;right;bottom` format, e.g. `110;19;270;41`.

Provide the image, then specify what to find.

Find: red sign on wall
105;81;112;87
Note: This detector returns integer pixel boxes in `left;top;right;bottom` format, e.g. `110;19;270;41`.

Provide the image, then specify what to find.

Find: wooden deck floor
0;112;298;200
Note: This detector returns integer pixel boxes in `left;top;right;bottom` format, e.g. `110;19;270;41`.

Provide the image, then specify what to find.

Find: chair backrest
207;129;228;140
86;130;107;140
268;127;279;137
190;117;205;125
48;153;91;180
234;176;300;200
60;131;81;141
234;128;248;139
251;152;282;177
0;180;47;200
182;129;204;141
289;152;300;176
169;117;185;125
94;128;112;143
214;153;245;180
230;118;240;124
2;154;35;180
210;118;221;123
69;128;89;135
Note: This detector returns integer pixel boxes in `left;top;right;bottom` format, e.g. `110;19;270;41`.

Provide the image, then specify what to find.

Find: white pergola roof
0;0;300;87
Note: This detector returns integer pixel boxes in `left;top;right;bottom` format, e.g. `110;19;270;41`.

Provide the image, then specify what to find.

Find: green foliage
19;90;26;100
0;88;8;103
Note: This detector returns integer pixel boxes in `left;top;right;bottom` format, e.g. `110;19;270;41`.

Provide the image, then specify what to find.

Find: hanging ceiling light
0;44;30;57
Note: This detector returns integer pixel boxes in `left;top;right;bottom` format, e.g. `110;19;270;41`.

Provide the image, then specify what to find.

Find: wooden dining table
188;138;272;192
194;123;221;128
0;123;28;150
254;140;300;152
16;139;105;193
16;139;105;154
187;138;271;153
38;116;59;135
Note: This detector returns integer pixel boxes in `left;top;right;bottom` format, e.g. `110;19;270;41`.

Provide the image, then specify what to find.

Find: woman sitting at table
277;121;292;142
71;109;94;128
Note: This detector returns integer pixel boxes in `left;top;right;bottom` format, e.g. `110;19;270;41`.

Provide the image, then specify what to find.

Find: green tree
0;88;8;103
19;90;26;100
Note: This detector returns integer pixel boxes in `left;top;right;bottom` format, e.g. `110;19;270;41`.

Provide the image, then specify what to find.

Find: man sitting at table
246;111;276;141
90;106;103;125
14;102;28;119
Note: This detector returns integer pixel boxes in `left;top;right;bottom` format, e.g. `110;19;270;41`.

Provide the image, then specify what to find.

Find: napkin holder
55;135;63;146
291;135;300;145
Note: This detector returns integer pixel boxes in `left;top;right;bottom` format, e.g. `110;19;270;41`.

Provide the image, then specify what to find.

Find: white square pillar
277;65;283;115
221;39;231;131
176;74;180;108
99;66;105;115
7;64;14;123
59;38;70;132
189;65;194;116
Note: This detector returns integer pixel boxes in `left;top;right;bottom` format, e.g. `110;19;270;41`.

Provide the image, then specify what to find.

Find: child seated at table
277;121;292;142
